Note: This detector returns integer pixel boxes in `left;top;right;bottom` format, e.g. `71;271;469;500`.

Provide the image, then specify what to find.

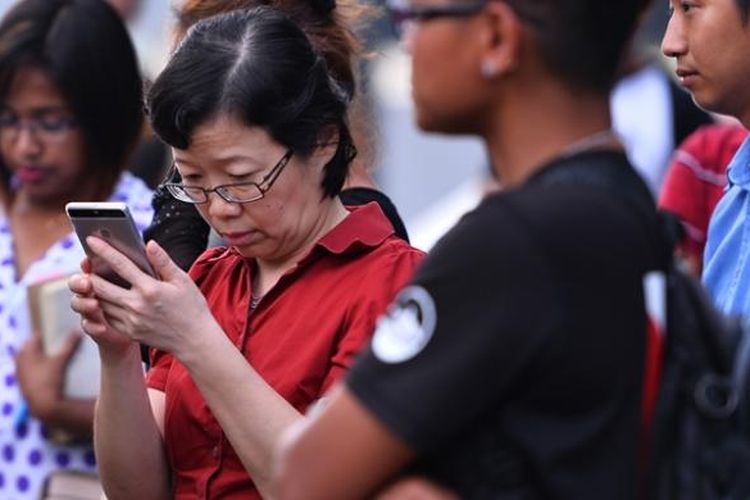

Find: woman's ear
314;125;340;167
478;1;524;80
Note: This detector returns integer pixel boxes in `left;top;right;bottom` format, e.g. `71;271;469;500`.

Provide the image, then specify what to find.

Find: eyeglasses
162;149;294;204
385;0;544;38
0;110;79;145
386;0;488;37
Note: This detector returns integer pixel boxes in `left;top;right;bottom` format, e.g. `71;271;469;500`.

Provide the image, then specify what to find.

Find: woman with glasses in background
0;0;153;497
68;7;423;499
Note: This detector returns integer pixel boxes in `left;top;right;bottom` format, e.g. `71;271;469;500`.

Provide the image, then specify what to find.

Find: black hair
737;0;750;22
0;0;144;192
148;7;355;198
507;0;650;93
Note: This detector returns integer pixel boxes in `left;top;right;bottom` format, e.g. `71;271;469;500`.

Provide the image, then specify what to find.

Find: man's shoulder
445;152;657;274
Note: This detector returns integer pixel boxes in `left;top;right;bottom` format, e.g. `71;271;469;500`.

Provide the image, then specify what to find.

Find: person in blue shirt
662;0;750;314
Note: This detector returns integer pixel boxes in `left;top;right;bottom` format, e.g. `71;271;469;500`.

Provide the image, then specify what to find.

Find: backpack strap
734;318;750;432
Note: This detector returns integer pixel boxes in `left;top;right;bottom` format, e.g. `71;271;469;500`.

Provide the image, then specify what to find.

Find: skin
272;1;618;498
2;65;100;437
662;0;750;126
404;0;493;134
106;0;142;21
173;116;347;293
69;117;349;498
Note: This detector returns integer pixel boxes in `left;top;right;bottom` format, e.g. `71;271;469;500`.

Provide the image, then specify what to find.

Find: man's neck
484;83;614;188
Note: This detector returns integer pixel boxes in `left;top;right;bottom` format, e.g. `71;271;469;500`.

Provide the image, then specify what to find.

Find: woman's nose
206;193;242;219
5;125;44;159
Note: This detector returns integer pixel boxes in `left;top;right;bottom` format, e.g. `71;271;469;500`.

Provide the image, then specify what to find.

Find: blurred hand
16;334;81;422
81;237;218;359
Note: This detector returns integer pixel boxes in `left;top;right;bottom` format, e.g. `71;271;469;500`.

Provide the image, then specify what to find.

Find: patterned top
0;173;153;499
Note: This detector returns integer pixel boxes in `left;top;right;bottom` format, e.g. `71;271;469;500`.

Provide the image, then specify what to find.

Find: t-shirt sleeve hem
346;370;440;453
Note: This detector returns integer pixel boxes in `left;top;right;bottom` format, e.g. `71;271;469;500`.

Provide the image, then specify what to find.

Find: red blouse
145;203;424;499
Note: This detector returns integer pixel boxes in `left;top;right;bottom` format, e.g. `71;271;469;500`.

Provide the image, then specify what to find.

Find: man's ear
478;1;524;79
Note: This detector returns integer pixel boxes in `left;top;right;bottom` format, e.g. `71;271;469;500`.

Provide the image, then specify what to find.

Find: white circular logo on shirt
372;286;437;364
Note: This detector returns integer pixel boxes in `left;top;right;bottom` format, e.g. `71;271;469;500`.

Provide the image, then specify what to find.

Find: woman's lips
222;230;256;246
16;166;47;184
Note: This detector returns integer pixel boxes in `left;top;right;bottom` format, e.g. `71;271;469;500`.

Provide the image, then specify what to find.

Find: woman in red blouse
69;7;423;499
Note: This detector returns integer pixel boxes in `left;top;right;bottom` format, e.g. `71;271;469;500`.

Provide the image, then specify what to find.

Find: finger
19;336;43;356
81;317;108;337
54;333;82;364
99;300;130;328
146;240;183;282
68;273;93;296
103;316;131;339
87;236;152;289
70;294;103;318
89;271;131;305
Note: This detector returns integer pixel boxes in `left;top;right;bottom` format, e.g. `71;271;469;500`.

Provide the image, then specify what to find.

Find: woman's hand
16;334;81;421
81;237;218;360
70;266;134;359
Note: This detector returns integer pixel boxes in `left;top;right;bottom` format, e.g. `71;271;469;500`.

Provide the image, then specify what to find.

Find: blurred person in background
274;0;661;497
106;0;172;190
611;0;713;197
145;0;409;273
0;0;153;497
69;7;423;499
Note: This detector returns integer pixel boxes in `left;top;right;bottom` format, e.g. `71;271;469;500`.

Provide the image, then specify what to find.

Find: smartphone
65;201;157;288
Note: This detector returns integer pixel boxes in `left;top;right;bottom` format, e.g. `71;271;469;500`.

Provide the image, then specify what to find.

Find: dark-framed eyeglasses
386;0;488;37
0;109;79;145
385;0;544;38
162;149;294;205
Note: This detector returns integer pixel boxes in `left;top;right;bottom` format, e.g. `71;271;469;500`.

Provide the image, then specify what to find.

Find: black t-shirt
346;151;661;499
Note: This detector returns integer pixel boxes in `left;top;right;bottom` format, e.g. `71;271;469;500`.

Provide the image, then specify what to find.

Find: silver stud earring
480;60;499;79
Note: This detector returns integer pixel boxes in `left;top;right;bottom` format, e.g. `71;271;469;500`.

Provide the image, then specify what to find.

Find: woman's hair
173;0;368;101
0;0;143;192
172;0;378;170
148;7;355;197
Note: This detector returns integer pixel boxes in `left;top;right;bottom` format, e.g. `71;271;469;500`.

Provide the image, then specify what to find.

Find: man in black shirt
273;0;659;498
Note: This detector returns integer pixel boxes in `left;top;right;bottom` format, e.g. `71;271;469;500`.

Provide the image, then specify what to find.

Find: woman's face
0;66;87;205
173;115;333;263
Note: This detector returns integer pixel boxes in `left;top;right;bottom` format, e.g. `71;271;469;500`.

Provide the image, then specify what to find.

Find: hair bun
309;0;335;15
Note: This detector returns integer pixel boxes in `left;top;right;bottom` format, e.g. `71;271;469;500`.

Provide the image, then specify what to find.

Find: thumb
22;336;44;355
146;240;184;282
54;333;82;365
